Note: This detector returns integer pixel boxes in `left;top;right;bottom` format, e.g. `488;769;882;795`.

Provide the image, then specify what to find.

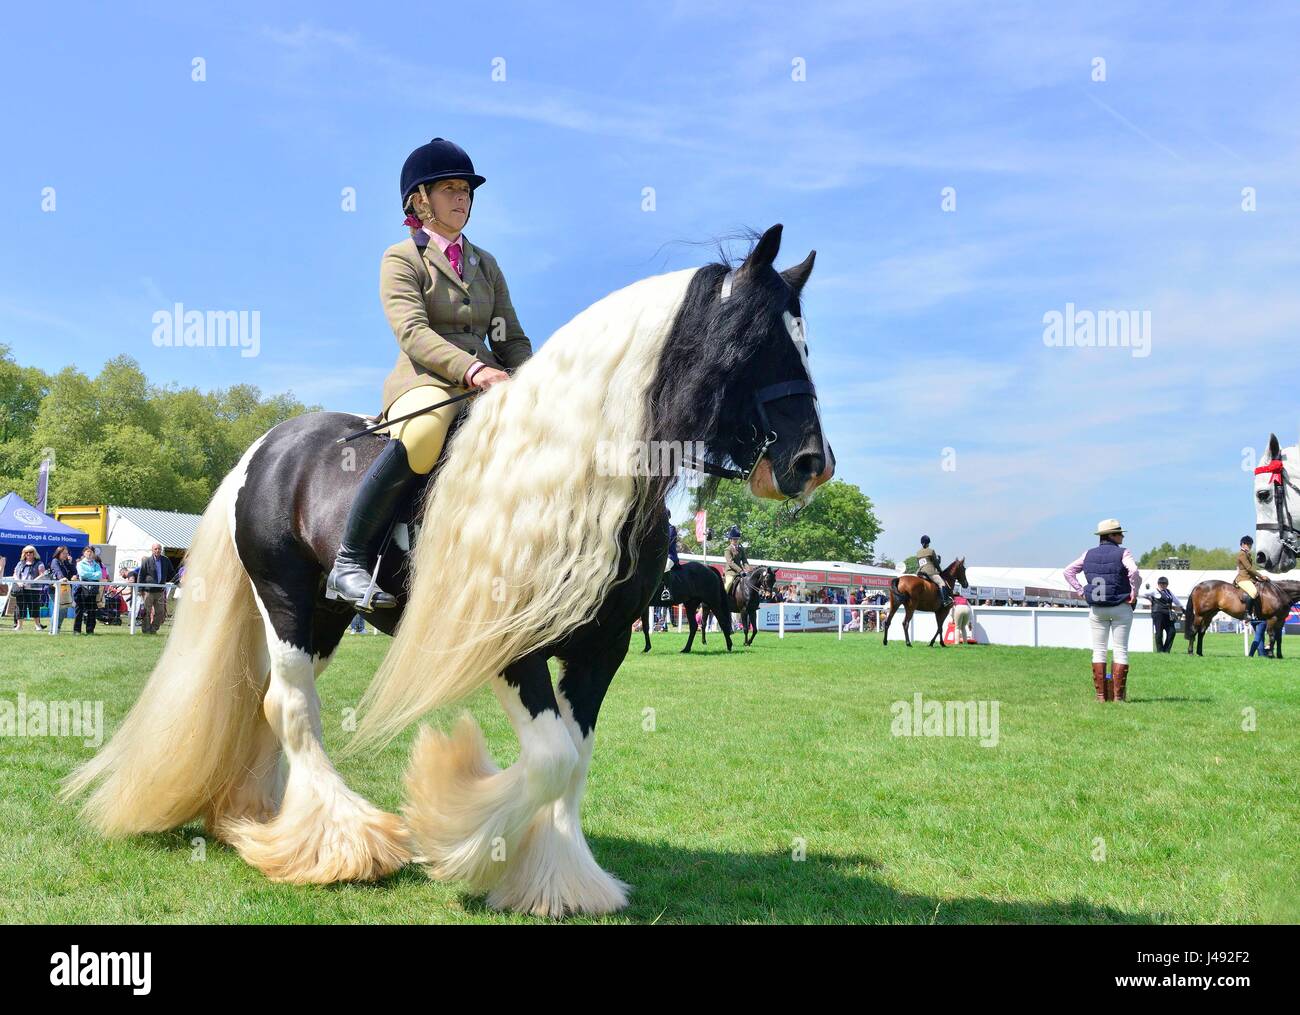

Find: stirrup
325;563;387;612
325;519;399;612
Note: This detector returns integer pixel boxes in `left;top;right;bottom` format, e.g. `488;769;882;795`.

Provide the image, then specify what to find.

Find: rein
337;388;483;444
737;567;772;604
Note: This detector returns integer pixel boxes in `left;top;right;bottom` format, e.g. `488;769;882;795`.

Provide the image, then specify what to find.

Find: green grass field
1;623;1295;924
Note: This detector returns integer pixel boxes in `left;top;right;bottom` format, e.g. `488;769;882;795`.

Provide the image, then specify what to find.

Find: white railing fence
0;579;177;636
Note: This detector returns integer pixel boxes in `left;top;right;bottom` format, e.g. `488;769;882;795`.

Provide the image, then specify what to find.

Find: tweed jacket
915;546;940;577
1235;548;1263;584
379;231;532;413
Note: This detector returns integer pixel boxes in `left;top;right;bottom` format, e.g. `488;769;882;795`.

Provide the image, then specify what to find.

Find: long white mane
351;267;699;749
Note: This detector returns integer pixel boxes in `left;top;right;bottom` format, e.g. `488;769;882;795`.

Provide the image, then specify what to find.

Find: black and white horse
63;224;833;917
641;560;733;653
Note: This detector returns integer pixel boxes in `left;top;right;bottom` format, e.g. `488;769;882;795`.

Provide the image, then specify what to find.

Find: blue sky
3;1;1298;565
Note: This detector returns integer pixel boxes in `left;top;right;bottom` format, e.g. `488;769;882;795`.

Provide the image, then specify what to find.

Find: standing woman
74;545;104;635
326;138;533;609
10;546;46;631
1063;518;1141;702
48;545;77;632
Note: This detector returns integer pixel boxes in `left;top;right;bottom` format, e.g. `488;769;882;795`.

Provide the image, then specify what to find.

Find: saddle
657;565;688;604
330;406;469;611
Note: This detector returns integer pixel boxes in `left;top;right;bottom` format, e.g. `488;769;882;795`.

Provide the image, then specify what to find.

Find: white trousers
1089;603;1133;664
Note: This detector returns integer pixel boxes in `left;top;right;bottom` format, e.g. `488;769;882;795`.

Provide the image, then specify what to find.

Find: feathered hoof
485;802;630;918
217;785;410;884
402;716;514;893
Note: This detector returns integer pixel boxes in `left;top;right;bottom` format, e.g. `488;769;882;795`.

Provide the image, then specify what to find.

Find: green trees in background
679;477;882;564
0;345;315;513
1137;541;1238;570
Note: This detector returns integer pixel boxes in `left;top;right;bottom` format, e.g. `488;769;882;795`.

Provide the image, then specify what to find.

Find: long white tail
60;465;268;834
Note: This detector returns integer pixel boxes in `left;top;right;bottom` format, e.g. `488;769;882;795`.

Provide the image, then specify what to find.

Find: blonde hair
350;267;698;750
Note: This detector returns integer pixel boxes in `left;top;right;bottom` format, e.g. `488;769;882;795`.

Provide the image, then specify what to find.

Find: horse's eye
1258;490;1271;502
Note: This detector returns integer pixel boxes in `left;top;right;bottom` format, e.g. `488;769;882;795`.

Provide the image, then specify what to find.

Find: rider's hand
469;366;510;390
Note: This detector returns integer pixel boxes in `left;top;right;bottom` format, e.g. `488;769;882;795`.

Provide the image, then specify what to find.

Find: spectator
1063;518;1140;703
952;591;975;644
109;567;134;621
74;545;104;635
1140;577;1183;653
47;546;77;632
114;567;134;606
135;542;176;635
1247;617;1271;658
10;545;47;631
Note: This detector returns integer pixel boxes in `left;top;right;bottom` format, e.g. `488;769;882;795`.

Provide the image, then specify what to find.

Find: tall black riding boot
325;438;421;610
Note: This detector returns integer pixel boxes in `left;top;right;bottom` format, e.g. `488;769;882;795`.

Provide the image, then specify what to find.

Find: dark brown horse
882;558;969;647
1185;578;1300;657
641;561;733;653
725;565;777;646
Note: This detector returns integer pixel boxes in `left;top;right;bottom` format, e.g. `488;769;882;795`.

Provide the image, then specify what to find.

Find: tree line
2;344;884;563
0;345;315;514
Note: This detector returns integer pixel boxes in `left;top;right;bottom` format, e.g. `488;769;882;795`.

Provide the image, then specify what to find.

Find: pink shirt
421;225;464;257
1063;548;1141;600
420;227;483;386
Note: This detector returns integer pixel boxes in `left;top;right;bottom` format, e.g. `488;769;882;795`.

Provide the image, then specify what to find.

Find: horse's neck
1274;580;1300;604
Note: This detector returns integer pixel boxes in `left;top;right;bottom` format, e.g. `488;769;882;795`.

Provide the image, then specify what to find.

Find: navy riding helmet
728;526;741;539
920;535;931;547
400;138;486;210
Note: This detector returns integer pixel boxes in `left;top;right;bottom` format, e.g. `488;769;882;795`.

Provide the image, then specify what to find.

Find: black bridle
682;274;829;483
684;379;818;482
1256;458;1300;558
736;566;774;604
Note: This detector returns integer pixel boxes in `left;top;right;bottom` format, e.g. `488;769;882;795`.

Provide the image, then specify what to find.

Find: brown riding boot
1112;663;1128;702
1091;662;1109;702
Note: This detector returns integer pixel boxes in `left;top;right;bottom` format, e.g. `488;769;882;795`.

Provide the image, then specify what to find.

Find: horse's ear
1269;433;1281;459
741;223;783;275
780;250;816;294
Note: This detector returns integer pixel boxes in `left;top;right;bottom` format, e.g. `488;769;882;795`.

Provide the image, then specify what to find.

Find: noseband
683;271;828;483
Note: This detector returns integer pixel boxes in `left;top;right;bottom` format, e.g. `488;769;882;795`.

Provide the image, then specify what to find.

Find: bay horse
61;224;833;918
1184;577;1300;657
882;558;969;647
641;561;733;653
726;564;777;646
